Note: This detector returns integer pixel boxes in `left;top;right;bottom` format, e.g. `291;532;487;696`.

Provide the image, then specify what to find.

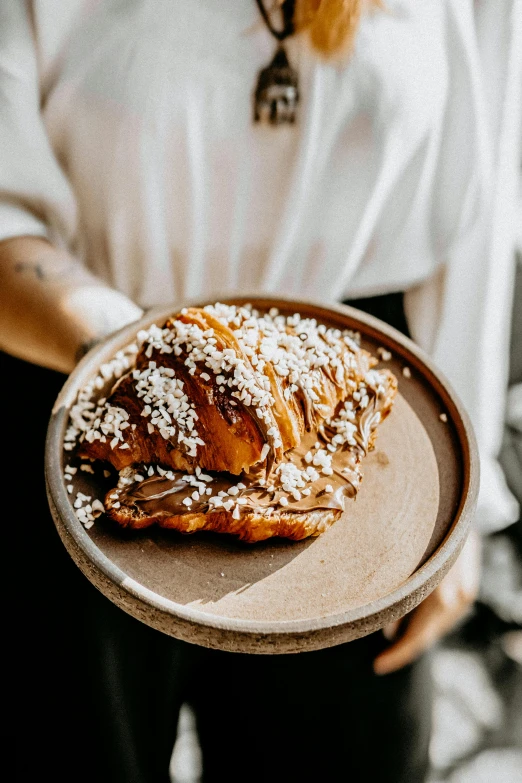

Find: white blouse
1;0;520;532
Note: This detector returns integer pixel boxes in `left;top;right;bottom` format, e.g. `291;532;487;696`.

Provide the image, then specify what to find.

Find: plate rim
45;295;479;644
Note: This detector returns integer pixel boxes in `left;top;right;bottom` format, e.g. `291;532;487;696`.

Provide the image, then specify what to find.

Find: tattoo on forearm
15;261;47;279
14;257;82;282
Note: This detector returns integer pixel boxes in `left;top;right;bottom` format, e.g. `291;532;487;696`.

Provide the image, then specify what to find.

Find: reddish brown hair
295;0;383;57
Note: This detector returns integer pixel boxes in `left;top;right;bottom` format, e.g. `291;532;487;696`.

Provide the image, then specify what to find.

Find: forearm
0;236;143;374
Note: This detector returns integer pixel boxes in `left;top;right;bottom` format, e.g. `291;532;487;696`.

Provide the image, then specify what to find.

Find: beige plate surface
45;297;479;653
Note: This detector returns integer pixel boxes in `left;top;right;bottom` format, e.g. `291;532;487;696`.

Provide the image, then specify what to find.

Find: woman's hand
373;527;482;675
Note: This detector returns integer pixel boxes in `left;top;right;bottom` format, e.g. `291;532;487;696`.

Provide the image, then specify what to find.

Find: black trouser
10;293;432;783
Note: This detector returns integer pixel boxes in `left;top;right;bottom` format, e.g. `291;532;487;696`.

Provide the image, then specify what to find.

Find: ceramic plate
45;297;478;653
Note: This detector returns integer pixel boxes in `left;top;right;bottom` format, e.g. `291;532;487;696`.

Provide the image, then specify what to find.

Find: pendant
253;46;299;126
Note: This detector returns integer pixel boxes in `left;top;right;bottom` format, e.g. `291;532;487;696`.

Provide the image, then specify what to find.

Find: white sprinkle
325;484;334;493
377;347;392;362
279;496;289;507
439;413;448;423
402;366;411;378
305;466;320;481
260;443;270;461
91;499;105;517
182;497;193;507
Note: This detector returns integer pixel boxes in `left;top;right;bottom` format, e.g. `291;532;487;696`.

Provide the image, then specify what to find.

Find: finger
382;619;401;641
374;625;437;675
373;602;445;675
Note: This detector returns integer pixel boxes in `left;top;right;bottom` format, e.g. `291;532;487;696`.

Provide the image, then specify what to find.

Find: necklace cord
255;0;295;42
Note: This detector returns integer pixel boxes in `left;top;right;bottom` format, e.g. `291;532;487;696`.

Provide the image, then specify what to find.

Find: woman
1;1;518;781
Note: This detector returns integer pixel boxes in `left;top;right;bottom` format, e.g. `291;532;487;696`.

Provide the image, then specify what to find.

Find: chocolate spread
117;390;386;518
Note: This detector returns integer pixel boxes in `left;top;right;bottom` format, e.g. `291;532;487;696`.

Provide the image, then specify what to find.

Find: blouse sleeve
0;1;77;246
404;0;521;534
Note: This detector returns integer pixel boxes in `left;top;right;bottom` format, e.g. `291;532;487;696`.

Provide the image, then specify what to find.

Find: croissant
75;303;397;542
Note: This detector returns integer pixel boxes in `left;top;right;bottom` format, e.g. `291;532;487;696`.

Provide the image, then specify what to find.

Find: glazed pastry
75;303;398;542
